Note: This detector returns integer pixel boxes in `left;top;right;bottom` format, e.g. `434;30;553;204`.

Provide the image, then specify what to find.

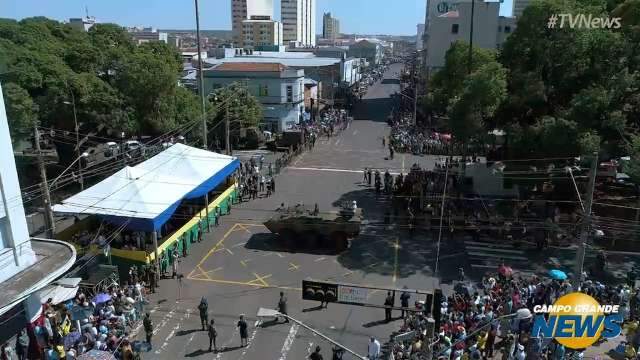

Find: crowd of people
237;156;276;201
2;278;147;360
385;270;640;360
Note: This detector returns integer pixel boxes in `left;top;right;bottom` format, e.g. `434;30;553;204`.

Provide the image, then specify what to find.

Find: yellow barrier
146;183;237;263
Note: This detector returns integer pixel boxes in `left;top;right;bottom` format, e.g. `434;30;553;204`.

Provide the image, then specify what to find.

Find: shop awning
52;144;238;231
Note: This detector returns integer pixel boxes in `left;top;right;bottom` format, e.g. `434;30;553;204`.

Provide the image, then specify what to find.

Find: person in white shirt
368;337;381;360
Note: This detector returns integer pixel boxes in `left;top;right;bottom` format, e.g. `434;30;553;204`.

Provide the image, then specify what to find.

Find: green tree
2;82;38;139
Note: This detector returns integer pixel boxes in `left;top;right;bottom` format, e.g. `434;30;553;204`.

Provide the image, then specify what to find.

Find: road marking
236;224;252;233
393;237;400;283
335;138;341;146
225;248;234;255
288;262;300;271
248;273;272;287
343;271;353;277
195;223;239;268
278;323;300;360
367;262;379;268
216;330;239;359
402;155;405;172
239;320;263;360
288;166;405;175
232;241;248;248
240;259;252;267
314;257;326;262
465;245;524;255
333;259;340;265
276;252;284;258
188;275;302;290
353;129;358;136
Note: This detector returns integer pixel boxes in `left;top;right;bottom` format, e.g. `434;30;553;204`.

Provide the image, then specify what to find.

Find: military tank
263;203;363;253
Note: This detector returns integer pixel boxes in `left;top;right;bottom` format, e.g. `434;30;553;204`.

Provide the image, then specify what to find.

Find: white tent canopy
53;143;238;231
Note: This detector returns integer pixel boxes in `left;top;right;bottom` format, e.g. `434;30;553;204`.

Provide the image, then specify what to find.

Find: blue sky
1;0;513;36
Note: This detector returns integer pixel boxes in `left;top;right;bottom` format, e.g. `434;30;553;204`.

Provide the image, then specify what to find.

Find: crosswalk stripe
465;245;525;255
464;240;519;249
466;251;528;261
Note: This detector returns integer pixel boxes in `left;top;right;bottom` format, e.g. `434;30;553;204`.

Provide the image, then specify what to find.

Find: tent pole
205;194;210;232
153;230;160;282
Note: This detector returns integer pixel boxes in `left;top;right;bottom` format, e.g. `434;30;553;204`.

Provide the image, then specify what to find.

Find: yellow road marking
240;259;252;267
188;276;300;291
195;224;239;267
288;262;300;271
236;224;252;233
248;273;272;287
393;237;399;283
314;257;326;262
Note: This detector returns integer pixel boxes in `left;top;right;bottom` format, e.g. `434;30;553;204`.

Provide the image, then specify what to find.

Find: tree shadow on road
353;97;395;122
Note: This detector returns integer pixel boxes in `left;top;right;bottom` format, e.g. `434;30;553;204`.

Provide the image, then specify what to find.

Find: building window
287;85;293;103
451;24;459;34
504;26;511;33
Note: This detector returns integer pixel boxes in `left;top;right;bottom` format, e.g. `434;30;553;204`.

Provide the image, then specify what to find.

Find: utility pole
573;152;598;289
34;124;56;238
413;82;418;126
70;89;83;190
225;100;231;155
434;164;449;276
195;0;207;150
468;0;475;74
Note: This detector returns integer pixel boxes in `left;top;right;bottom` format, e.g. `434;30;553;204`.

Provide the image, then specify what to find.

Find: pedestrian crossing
463;239;534;273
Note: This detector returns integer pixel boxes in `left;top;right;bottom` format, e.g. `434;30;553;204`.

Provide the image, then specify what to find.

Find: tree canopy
0;17;201;142
424;0;640;158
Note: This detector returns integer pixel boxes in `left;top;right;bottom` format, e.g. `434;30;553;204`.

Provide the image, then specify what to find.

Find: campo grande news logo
531;292;623;349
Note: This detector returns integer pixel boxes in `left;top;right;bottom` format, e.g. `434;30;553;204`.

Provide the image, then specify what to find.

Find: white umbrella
516;308;532;319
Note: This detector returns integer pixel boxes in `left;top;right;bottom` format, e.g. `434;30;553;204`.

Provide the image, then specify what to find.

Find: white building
323;12;340;41
203;62;305;132
512;0;531;17
281;0;316;47
241;17;283;49
68;16;97;32
417;23;425;50
0;83;75;339
231;0;274;45
425;1;516;70
129;28;169;45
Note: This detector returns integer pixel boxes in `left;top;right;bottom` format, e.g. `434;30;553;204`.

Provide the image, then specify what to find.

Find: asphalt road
134;63;640;360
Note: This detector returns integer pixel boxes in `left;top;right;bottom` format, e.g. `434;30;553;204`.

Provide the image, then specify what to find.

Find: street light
49;152;89;190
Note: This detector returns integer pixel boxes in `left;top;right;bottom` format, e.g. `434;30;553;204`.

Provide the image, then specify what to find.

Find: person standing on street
171;249;179;279
384;292;394;322
237;315;248;347
400;287;411;318
270;177;276;193
368;337;381;360
207;319;217;352
309;345;323;360
363;168;368;183
198;297;209;330
143;313;153;347
278;292;289;323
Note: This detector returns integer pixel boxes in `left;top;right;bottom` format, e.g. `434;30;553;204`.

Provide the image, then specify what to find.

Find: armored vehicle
263;203;362;252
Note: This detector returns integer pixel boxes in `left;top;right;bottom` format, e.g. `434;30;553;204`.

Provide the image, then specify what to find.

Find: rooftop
213;62;287;72
0;239;76;316
204;56;341;68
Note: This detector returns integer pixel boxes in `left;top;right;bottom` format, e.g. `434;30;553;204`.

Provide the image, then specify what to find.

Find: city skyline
0;0;515;36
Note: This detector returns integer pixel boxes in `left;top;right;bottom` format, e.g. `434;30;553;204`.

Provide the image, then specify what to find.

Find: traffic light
302;280;338;303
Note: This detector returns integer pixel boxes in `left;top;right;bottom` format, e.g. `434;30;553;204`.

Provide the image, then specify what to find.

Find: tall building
281;0;316;47
425;1;516;70
512;0;531;17
68;16;97;32
416;23;425;50
231;0;274;45
322;12;340;41
241;16;283;49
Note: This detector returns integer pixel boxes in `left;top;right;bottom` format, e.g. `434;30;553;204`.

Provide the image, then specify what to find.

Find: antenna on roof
85;5;89;18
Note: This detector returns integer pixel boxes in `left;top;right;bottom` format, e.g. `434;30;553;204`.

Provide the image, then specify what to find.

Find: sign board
338;285;368;304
